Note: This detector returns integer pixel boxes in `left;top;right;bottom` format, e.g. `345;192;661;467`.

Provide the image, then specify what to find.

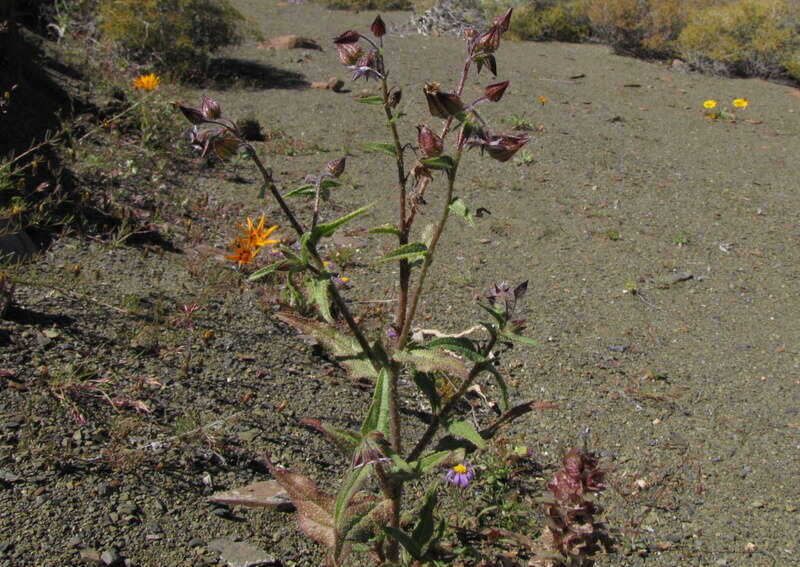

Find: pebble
101;549;121;565
0;542;12;554
117;503;137;515
189;538;205;548
79;548;102;563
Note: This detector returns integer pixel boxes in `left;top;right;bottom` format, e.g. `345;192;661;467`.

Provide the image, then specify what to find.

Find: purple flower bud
177;104;206;125
423;83;464;120
494;8;513;33
326;156;346;178
417;125;443;157
333;30;361;44
476;24;501;54
371;15;386;38
484;81;509;102
467;131;529;162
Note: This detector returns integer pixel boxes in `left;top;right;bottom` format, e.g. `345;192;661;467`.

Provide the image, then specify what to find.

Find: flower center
453;464;467;474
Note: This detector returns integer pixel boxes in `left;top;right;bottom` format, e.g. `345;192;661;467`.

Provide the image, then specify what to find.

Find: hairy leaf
375;242;428;264
300;419;360;458
362;141;397;156
425;337;485;362
368;224;402;236
357;96;384;105
284;183;315;198
412;371;440;413
394;348;469;379
306;275;333;323
411;486;438;554
420;155;455;171
315;204;373;239
501;331;539;346
447;419;487;449
384;527;422;559
361;367;390;436
275;312;378;380
335;464;374;529
248;260;288;281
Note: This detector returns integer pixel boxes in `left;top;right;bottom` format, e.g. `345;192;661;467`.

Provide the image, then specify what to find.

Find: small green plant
604;228;621;241
623;279;638;295
673;229;690;246
515;148;535;166
702;97;749;121
505;112;535;131
99;0;245;81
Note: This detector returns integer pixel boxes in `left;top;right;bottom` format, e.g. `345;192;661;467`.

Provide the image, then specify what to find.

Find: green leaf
314;204;373;239
334;464;374;529
368;224;402;236
412;371;440;413
339;498;392;547
361;367;390;436
448;197;475;227
416;450;453;473
447;420;487;449
363;142;397;156
321;178;341;190
478;303;508;329
375;242;428;264
420;156;454;171
306;275;333;323
476;361;508;412
284;183;315;198
248;260;287;281
357;96;384;105
394;348;470;379
300;419;360;458
501;331;539;346
275;312;378;380
425;337;485;362
411;487;438;555
387;112;406;125
384;527;422;559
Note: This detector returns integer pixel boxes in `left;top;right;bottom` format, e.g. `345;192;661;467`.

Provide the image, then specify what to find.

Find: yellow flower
132;73;161;91
732;98;749;108
538;96;548;104
703;99;718;109
236;216;280;249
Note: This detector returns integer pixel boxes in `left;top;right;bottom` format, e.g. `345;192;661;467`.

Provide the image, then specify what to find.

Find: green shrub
99;0;244;81
677;0;800;80
481;0;589;42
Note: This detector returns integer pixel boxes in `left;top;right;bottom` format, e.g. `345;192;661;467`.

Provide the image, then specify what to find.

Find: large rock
208;480;293;511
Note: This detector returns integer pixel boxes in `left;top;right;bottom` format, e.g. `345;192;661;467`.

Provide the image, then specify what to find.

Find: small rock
210;507;229;518
0;469;20;483
188;538;205;548
236;429;260;443
310;77;344;92
208;538;277;567
79;548;102;564
117;503;137;515
67;535;82;548
0;541;13;554
96;483;111;497
209;480;293;511
101;549;121;565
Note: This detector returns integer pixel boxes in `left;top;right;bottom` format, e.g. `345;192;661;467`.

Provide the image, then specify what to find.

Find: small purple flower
386;326;399;340
446;462;474;488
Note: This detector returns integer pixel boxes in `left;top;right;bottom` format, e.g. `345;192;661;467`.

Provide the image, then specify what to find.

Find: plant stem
396;147;463;349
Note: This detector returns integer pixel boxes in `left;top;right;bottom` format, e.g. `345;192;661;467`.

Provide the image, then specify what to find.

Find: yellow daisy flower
132;73;161;91
703;99;718;109
732;98;749;108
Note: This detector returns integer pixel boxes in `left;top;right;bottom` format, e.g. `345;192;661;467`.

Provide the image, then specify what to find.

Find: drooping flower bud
475;24;501;54
484;81;509;102
326;156;346;178
493;8;513;33
417;125;443;157
333;30;361;44
468;132;529;162
200;94;221;119
371;15;386;38
423;83;464;120
177;104;206;125
388;88;402;109
336;42;363;66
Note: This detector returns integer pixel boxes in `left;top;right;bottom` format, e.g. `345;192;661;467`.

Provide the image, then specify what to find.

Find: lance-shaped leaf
362;141;397;156
300;419;361;458
420;156;454;171
501;330;539;346
284;183;316;198
248;260;288;282
425;337;485;362
394;348;470;379
375;242;428;264
334;464;374;531
314;204;373;239
384;527;422;560
476;360;509;412
339;497;392;546
264;455;335;548
357;96;384;105
306;274;334;323
447;419;487;449
416;449;463;473
478;302;508;329
275;312;378;379
448;197;475;227
368;224;402;236
361;367;390;435
411;486;438;557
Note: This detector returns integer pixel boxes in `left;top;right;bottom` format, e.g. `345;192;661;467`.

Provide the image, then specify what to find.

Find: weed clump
98;0;245;81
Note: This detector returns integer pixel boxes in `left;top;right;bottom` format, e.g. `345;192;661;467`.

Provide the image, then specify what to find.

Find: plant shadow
205;58;309;90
